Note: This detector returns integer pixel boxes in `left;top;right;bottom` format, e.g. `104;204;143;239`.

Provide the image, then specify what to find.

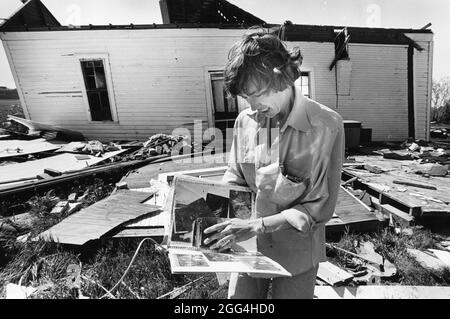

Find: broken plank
381;204;414;225
7;115;85;141
317;261;353;286
112;227;165;238
393;180;437;190
35;190;161;245
427;249;450;267
0;150;125;185
326;186;380;234
0;156;165;198
314;285;450;299
0;138;61;159
407;248;448;271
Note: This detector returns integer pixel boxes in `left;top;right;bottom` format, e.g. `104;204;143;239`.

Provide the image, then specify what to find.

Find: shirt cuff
281;205;315;234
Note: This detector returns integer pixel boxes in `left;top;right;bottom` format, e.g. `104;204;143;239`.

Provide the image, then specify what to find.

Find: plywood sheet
36;190;160;245
0;138;61;159
343;156;450;214
0;150;125;184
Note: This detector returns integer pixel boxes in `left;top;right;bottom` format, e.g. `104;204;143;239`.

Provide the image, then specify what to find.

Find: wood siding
1;29;432;142
1;29;247;141
405;33;434;141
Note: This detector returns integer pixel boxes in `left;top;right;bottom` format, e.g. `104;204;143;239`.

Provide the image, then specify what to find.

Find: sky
0;0;449;88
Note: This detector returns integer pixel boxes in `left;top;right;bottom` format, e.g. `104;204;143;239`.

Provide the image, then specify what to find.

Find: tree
431;77;450;123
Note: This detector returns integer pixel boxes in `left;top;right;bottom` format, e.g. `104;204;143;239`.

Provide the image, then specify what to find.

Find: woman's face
240;82;292;119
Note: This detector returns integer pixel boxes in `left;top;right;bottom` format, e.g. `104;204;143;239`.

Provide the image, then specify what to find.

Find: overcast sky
0;0;449;88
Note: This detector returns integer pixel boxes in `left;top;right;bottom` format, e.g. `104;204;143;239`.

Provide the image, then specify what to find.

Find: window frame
204;67;243;128
75;53;119;123
295;67;315;99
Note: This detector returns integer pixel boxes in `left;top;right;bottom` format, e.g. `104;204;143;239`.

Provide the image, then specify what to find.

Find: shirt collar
246;85;313;132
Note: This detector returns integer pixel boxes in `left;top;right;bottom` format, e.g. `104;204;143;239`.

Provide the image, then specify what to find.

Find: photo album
165;175;291;277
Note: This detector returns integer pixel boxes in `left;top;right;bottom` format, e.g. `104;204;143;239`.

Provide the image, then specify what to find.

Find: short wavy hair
224;30;303;98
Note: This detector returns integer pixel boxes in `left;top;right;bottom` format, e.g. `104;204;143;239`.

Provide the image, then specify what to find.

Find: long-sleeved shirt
223;85;345;275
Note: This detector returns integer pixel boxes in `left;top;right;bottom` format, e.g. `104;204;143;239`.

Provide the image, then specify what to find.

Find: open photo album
165;175;291;277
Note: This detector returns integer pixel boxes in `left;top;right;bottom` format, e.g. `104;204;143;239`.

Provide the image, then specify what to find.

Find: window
80;59;113;121
298;71;311;98
210;72;238;118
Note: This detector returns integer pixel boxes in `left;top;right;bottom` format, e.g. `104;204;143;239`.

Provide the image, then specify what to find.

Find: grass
327;227;450;287
1;175;450;298
0;175;226;299
0;99;22;128
1;134;449;297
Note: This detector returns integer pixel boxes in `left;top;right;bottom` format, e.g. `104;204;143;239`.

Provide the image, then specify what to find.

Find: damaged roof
0;0;432;47
159;0;266;25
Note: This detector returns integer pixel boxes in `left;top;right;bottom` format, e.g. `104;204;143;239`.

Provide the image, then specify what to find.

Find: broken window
80;60;113;121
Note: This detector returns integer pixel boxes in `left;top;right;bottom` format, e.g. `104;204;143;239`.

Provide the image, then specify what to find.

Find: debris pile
126;133;198;160
369;138;450;165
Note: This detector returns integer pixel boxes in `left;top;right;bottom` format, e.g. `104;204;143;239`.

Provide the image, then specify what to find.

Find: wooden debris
2;212;38;230
343;156;450;216
380;204;414;226
67;202;83;215
356;241;397;279
0;138;61;159
115;181;128;190
0;154;168;198
6;115;85;141
112;227;165;238
428;249;450;267
36;173;52;180
50;201;69;214
407;248;448;271
425;164;448;177
317;261;353;286
326;186;380;233
36;190;160;245
68;193;78;202
0;150;126;186
314;285;450;299
44;168;62;177
393;180;437;190
364;164;385;174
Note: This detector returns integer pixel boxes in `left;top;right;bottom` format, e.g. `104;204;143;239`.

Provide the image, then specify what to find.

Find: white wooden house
0;0;433;143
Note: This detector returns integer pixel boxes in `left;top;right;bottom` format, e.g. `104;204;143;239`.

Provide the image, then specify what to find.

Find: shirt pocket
271;172;309;206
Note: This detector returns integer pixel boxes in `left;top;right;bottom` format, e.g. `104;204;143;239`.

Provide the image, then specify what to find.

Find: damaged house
0;0;433;144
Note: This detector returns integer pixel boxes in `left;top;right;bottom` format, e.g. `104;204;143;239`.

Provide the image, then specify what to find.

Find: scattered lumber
0;212;38;231
380;204;414;226
44;168;62;177
6;115;85;141
326;186;380;233
0;153;172;198
356;241;397;279
314;285;450;299
50;201;69;214
0;138;61;159
427;249;450;267
0;150;126;186
112;227;165;238
35;190;161;245
317;261;353;286
407;248;448;271
393;180;437;190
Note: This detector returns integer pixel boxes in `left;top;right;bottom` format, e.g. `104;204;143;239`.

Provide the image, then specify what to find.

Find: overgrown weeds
328;226;450;286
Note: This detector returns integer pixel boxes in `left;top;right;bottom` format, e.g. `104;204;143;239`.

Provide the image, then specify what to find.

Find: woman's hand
203;218;263;252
